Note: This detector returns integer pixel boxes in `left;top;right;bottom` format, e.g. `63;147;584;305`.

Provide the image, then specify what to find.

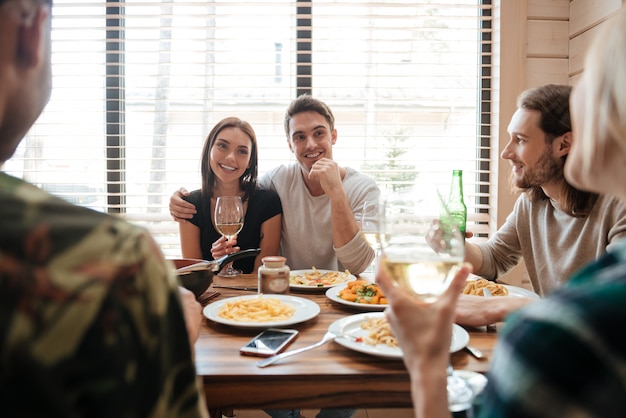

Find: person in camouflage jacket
0;0;206;416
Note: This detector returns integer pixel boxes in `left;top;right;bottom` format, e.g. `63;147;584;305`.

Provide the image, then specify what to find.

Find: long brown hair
200;117;258;206
517;84;597;217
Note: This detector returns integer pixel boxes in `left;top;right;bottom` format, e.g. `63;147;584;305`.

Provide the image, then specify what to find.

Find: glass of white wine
379;186;464;301
378;185;472;411
357;199;381;271
214;196;244;277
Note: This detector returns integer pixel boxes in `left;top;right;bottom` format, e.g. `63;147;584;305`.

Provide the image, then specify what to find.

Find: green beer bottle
446;170;467;240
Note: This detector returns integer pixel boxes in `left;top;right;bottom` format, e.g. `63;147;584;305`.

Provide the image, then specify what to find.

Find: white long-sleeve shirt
260;164;379;275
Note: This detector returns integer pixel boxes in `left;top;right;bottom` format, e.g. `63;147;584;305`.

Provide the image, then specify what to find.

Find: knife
465;345;486;359
212;284;258;291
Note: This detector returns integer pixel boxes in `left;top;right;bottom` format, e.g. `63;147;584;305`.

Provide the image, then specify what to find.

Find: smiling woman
178;117;283;275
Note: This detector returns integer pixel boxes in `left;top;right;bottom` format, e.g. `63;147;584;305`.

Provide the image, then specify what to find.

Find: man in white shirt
170;95;380;418
170;95;379;277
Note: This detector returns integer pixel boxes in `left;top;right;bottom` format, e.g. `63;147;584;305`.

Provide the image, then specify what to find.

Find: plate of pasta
503;285;539;299
325;280;389;311
329;312;469;358
463;277;540;299
203;294;320;328
289;268;356;290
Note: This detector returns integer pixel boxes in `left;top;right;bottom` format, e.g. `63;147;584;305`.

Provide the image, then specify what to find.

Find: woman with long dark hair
179;117;282;273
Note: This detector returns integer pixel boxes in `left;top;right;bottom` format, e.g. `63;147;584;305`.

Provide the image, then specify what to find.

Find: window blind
5;0;493;258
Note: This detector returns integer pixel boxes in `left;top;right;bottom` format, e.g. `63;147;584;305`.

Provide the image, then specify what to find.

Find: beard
513;146;564;190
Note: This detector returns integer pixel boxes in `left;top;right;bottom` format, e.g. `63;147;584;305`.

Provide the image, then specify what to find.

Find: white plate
503;284;540;299
203;294;320;328
329;312;470;358
289;269;356;290
467;275;540;299
325;282;388;311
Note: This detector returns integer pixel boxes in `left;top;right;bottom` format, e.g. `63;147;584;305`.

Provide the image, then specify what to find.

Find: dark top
184;187;282;273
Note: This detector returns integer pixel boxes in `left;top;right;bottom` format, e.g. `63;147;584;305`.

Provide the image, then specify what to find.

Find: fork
483;288;497;332
256;331;339;368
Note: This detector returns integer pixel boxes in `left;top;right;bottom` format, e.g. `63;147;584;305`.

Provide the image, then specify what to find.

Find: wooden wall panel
568;1;623;84
527;20;569;57
569;72;582;86
527;0;569;20
570;0;621;37
569;24;603;76
527;58;568;87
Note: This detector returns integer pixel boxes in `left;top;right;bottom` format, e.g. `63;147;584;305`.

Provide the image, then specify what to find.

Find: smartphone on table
240;328;299;357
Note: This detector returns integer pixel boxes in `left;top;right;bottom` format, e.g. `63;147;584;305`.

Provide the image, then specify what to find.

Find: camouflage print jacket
0;172;205;418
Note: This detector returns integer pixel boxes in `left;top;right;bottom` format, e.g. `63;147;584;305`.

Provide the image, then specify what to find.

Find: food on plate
290;267;353;287
337;280;387;304
462;278;509;296
217;296;295;322
360;316;397;348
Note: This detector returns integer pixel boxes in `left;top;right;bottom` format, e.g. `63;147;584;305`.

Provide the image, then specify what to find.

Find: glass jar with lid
258;256;290;295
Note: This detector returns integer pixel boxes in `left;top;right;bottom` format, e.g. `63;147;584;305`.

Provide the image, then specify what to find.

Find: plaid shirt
0;172;204;418
476;238;626;418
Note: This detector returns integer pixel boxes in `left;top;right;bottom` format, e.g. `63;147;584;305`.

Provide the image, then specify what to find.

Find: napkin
199;290;220;306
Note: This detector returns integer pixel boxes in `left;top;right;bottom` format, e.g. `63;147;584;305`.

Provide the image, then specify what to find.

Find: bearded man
455;84;626;327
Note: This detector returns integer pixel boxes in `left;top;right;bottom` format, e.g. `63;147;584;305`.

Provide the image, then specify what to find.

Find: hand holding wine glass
214;196;244;277
378;184;472;411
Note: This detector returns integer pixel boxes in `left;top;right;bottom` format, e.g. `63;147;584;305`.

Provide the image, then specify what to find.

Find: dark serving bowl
169;248;261;298
171;258;215;298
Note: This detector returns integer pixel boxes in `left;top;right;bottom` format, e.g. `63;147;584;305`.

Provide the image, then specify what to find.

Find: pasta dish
217;296;296;322
289;267;353;287
360;316;397;348
462;278;509;296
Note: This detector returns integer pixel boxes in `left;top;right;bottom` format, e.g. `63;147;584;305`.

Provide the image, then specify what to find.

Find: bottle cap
262;256;287;268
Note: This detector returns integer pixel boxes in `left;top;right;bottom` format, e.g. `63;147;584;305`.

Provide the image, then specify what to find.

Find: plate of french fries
289;268;356;291
203;294;320;328
325;280;388;311
329;312;469;358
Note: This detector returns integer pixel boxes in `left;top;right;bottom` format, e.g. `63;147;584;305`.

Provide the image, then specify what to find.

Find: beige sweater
475;193;626;296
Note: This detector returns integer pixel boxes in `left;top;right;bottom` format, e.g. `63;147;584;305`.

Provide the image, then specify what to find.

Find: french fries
337;280;387;304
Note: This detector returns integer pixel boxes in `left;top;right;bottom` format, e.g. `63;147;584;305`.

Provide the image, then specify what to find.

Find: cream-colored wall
569;0;623;84
492;0;623;287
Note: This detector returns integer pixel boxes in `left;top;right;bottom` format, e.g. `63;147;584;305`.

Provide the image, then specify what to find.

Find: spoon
465;345;485;359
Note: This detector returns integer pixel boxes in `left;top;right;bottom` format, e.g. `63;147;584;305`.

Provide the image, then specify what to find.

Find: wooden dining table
194;274;498;415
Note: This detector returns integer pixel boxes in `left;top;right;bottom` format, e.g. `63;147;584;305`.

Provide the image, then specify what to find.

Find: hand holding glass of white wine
214;196;244;277
378;185;472;411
